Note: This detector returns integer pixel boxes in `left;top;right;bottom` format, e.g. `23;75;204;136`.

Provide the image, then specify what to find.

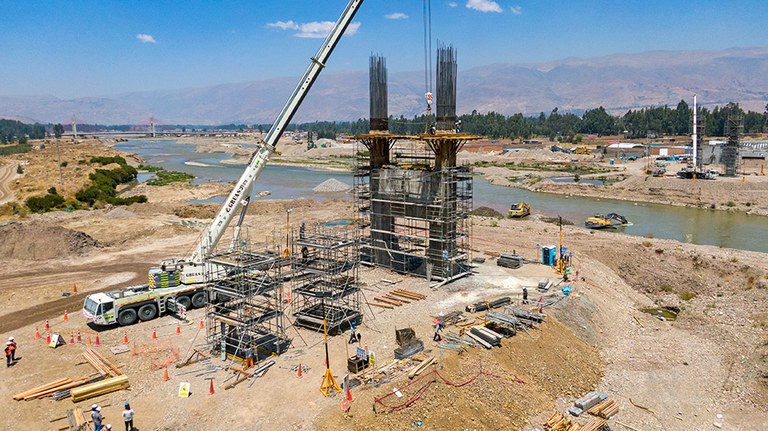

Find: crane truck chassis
83;0;364;327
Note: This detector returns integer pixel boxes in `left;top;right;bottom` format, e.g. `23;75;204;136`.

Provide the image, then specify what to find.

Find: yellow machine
508;202;531;218
584;213;628;229
573;147;592;155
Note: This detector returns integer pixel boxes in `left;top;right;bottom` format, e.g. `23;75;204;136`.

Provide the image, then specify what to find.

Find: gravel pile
105;207;136;218
313;178;351;193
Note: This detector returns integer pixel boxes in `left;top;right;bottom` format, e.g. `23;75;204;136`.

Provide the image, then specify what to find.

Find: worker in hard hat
4;342;13;367
121;402;135;431
8;336;16;362
91;405;104;431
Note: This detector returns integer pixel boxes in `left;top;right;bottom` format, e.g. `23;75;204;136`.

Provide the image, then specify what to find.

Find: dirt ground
0;139;767;430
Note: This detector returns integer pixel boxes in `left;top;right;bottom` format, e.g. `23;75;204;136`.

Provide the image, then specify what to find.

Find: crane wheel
177;296;192;310
118;308;138;326
138;304;158;321
191;292;207;309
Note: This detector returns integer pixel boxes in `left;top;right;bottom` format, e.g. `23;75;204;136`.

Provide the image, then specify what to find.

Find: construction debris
586;398;620;419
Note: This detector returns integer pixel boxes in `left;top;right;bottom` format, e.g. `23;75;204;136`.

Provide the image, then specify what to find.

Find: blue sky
1;0;766;98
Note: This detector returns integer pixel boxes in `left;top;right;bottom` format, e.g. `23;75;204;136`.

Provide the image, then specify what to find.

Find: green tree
674;100;691;135
53;123;65;138
581;106;615;135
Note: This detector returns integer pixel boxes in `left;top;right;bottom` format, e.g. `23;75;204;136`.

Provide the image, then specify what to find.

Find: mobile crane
83;0;364;327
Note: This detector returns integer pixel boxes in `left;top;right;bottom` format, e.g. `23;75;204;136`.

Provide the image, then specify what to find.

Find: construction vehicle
584;213;629;229
508;202;531;218
83;0;365;327
572;146;592;155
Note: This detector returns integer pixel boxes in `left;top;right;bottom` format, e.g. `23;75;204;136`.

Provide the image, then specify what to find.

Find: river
116;139;768;253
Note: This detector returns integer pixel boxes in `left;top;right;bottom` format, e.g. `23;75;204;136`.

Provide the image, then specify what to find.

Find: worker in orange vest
8;336;17;362
4;341;13;367
244;345;254;369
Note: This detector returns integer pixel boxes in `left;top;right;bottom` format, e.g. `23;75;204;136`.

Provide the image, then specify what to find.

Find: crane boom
186;0;363;269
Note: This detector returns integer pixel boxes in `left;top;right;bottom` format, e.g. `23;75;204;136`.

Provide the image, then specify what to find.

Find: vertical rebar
436;44;457;130
369;54;388;131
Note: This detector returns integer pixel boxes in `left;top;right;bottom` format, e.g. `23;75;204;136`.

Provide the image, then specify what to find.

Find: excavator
83;0;365;327
584;213;629;229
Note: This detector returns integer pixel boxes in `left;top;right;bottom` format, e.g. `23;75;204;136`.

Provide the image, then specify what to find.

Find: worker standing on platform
244;345;254;369
348;323;358;344
522;287;529;304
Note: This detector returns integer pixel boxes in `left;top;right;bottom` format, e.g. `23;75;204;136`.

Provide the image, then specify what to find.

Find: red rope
373;370;504;412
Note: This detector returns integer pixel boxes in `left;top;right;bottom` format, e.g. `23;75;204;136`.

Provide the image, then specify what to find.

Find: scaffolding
722;115;743;177
290;226;362;333
204;245;291;365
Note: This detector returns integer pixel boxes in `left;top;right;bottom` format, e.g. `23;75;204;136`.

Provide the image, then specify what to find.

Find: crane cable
423;0;433;133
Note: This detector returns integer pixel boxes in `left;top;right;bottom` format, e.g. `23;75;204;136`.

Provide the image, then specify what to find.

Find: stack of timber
496;254;524;269
14;348;129;402
467;326;503;349
65;407;90;431
465;296;511;313
70;375;129;403
14;378;92;401
368;289;426;310
505;306;546;324
544;412;608;431
586;398;619;419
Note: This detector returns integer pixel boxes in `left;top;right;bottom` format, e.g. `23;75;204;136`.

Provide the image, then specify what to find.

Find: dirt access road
0;159;18;205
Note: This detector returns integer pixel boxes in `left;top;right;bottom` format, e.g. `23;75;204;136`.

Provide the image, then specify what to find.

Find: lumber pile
586;398;619;419
83;347;122;377
14;378;89;401
465;296;510;313
407;356;435;379
368;289;425;310
544;412;607;431
65;407;90;431
70;375;130;402
14;347;128;402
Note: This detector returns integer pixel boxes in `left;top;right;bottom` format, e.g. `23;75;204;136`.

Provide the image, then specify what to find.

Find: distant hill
2;46;767;125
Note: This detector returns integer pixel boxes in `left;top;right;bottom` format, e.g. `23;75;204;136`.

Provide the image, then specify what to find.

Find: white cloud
269;20;361;39
385;12;408;20
266;20;299;30
136;34;156;44
448;2;458;7
510;5;522;15
465;0;502;13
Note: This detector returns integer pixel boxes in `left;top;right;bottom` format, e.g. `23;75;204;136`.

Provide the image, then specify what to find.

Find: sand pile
313;178;351;193
0;222;100;260
105;207;136;218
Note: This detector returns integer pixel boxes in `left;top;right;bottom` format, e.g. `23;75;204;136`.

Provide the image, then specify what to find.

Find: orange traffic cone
69;334;75;345
34;327;41;340
209;379;215;395
73;283;78;293
95;335;100;346
87;336;92;346
152;328;157;340
347;387;353;402
63;310;68;321
341;396;349;412
44;319;50;331
297;363;303;379
176;323;181;335
123;333;129;344
199;319;204;329
163;367;169;382
77;331;82;343
46;333;51;344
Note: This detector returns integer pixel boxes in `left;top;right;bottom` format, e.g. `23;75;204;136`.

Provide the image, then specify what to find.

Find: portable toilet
542;246;556;266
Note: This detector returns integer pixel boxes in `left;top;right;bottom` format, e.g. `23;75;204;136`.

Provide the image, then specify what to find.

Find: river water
116;139;768;253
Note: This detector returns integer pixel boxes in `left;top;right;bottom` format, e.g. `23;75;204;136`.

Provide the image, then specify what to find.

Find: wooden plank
388;291;419;301
408;356;435;379
366;301;394;309
14;378;72;400
88;348;122;376
373;297;402;306
383;294;410;304
393;289;426;299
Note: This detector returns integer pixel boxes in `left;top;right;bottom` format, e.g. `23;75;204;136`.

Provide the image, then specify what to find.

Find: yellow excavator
573;147;592;155
585;213;629;229
508;202;531;218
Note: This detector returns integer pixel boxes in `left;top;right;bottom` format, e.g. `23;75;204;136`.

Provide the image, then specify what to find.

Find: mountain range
1;46;767;125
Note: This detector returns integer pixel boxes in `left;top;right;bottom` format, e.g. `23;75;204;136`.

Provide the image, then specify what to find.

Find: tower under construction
355;48;477;283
